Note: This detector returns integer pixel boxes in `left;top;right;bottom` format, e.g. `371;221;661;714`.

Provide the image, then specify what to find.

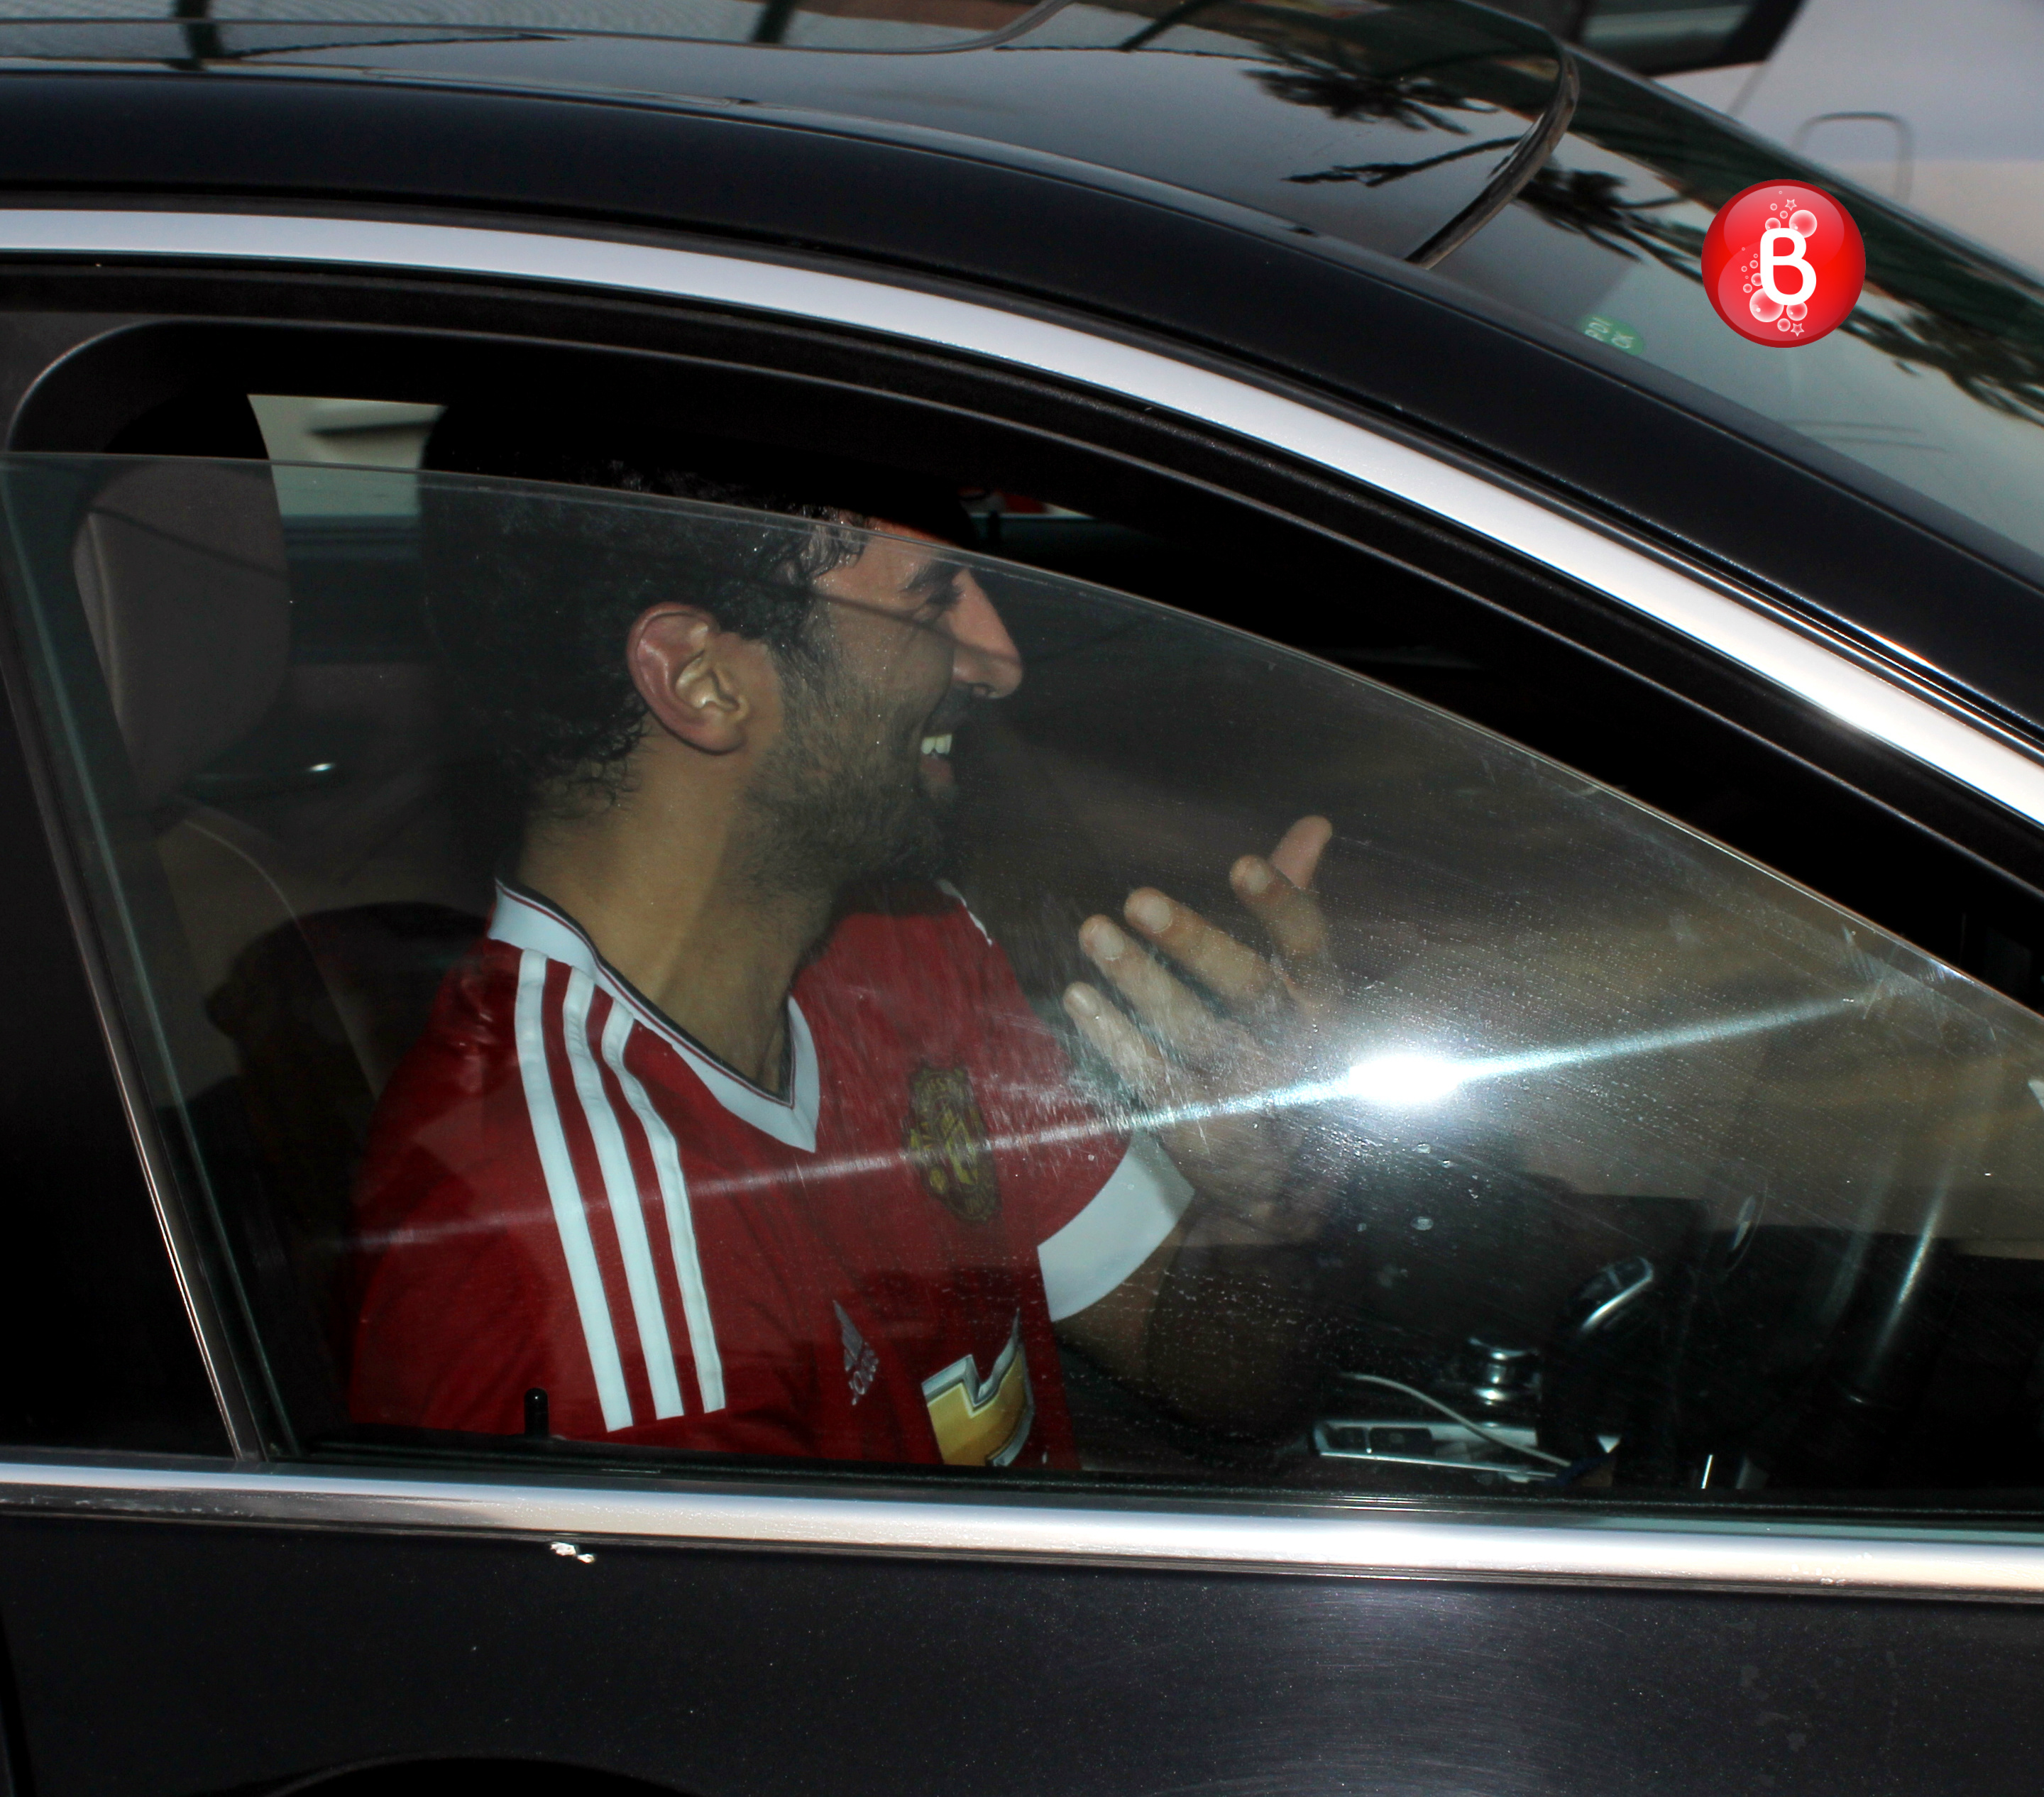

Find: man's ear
627;605;766;754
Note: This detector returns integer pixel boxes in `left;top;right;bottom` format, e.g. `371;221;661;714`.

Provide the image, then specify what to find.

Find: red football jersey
350;882;1192;1466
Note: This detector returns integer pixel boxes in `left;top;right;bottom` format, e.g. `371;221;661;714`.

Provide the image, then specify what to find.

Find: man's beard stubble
737;649;969;901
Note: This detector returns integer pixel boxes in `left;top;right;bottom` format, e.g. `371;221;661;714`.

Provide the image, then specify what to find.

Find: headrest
72;461;291;808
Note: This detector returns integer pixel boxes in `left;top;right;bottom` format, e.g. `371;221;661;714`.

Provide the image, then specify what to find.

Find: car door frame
3;203;2044;1610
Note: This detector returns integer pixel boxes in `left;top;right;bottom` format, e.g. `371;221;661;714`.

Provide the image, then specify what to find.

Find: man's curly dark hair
419;407;972;815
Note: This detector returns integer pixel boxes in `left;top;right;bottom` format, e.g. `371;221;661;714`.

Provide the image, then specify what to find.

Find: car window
14;451;2044;1508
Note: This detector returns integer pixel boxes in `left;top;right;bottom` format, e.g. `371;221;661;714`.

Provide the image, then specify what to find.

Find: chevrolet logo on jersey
903;1062;1001;1224
921;1316;1034;1466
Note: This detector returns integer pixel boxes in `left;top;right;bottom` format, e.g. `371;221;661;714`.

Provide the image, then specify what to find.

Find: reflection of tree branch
1256;67;1471;131
1514;165;1703;280
1251;25;2044;440
1252;36;1495;134
1842;309;2044;427
1287;133;1518;188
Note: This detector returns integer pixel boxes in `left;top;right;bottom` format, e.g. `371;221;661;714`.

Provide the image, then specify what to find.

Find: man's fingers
1116;888;1288;1020
1062;980;1172;1096
1079;915;1246;1068
1270;815;1332;891
1231;854;1331;972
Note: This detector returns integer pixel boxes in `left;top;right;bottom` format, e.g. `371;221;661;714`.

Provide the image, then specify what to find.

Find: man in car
350;419;1346;1466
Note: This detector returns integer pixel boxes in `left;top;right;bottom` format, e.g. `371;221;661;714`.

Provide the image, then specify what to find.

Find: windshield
1433;52;2044;581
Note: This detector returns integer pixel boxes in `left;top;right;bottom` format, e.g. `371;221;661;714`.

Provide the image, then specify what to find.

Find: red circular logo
1703;181;1864;346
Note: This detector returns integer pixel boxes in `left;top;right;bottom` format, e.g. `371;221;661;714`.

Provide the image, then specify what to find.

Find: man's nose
948;574;1023;698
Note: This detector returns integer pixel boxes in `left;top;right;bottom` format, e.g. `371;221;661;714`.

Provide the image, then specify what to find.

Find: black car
4;2;2044;1793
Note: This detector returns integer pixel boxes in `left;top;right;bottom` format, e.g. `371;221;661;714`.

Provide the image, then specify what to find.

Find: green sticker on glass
1579;314;1644;355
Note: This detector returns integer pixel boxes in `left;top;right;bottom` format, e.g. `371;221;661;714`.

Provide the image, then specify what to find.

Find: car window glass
14;452;2044;1510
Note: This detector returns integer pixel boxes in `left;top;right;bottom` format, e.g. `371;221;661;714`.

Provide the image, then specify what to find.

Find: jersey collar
487;881;820;1153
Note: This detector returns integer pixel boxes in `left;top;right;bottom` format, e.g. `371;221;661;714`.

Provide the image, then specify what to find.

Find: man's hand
1062;815;1345;1241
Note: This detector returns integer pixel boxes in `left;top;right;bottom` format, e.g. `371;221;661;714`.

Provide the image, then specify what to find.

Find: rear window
1436;55;2044;584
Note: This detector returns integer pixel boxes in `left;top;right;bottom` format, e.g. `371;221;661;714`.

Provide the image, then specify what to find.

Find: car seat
73;459;484;1434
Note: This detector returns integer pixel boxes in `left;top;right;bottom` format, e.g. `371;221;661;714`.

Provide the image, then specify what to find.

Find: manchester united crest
903;1063;1001;1224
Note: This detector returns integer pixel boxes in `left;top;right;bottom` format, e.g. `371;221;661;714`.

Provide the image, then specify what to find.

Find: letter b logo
1704;184;1864;346
1759;224;1815;304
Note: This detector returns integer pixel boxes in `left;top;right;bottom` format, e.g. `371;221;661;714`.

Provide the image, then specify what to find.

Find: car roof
0;0;1568;264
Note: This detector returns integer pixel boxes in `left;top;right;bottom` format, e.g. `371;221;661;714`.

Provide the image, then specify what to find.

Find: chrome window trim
9;207;2044;1595
3;209;2041;825
8;1457;2044;1599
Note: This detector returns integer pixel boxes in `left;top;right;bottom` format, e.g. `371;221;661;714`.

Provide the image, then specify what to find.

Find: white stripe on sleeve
514;950;634;1432
601;1006;726;1414
561;974;684;1422
1036;1132;1195;1322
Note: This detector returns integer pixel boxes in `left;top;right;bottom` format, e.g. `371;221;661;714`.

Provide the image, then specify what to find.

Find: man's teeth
920;734;954;757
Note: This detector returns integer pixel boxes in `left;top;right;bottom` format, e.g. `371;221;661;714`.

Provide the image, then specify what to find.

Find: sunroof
0;0;1055;50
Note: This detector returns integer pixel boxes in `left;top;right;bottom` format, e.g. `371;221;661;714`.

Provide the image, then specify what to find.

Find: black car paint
13;1516;2044;1797
0;15;2042;1796
0;4;1569;270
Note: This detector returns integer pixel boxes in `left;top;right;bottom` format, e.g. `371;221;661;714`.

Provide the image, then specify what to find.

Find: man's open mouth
919;733;954;758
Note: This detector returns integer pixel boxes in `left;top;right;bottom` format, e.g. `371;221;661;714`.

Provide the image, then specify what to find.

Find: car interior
13;282;2044;1510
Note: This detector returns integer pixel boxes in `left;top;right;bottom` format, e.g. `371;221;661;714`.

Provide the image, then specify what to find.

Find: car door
6;209;2044;1797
